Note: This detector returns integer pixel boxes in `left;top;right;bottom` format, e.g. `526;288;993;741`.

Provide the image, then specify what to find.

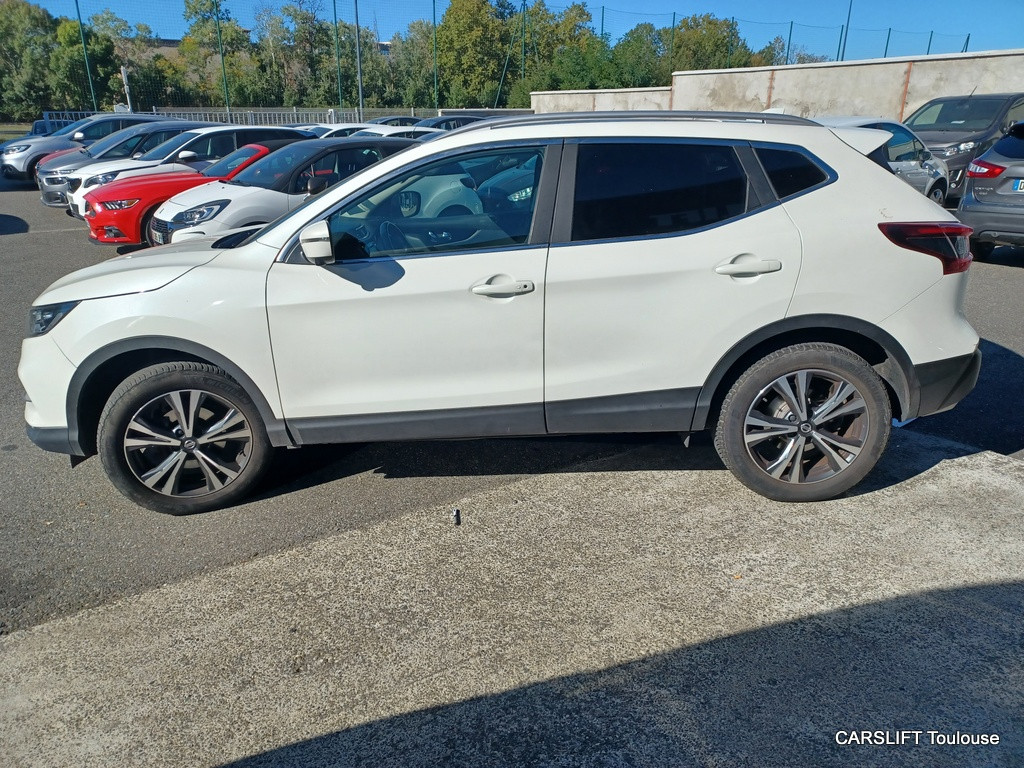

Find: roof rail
449;110;819;134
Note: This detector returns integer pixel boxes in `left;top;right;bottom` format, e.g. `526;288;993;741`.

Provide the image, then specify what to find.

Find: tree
0;0;58;119
48;18;119;110
663;14;753;72
611;23;669;87
388;21;437;108
436;0;504;107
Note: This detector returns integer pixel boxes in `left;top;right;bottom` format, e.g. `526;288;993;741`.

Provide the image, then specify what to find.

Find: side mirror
177;150;200;163
920;149;932;161
306;176;329;196
72;131;85;142
399;190;420;217
299;220;334;266
132;152;143;159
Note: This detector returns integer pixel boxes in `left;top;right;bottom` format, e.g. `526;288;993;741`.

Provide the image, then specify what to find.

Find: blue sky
37;0;1024;63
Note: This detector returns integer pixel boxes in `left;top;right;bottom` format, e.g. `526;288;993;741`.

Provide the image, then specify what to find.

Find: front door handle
714;259;782;277
472;279;535;297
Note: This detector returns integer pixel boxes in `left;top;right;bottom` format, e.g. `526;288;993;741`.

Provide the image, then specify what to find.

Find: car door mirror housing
299;220;334;265
177;150;200;163
306;176;329;196
920;149;932;161
72;131;85;142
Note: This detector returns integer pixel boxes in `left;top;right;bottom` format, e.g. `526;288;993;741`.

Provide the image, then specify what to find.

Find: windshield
84;127;141;157
138;131;198;162
51;117;95;137
906;98;1006;132
202;146;262;178
232;144;319;189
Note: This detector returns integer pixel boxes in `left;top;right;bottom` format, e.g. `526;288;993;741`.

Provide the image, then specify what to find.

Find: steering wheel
377;220;411;253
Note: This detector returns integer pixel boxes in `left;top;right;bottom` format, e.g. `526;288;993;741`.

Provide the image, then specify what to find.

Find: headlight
507;186;533;202
84;172;120;188
3;144;30;154
942;141;977;158
28;301;80;337
99;198;140;210
172;199;230;226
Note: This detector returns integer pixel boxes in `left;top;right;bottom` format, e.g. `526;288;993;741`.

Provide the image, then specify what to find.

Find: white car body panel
266;246;547;418
66;157;201;216
154;182;306;242
545;205;802;402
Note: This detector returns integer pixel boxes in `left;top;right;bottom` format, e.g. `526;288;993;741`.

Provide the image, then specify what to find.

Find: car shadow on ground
0;214;28;235
978;244;1024;268
218;581;1024;768
253;338;1023;504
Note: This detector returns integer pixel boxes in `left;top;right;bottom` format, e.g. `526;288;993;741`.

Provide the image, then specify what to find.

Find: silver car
0;113;168;181
816;116;950;204
956;121;1024;259
36;120;215;207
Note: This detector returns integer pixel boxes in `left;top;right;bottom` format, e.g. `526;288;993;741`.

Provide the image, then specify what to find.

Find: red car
83;138;305;246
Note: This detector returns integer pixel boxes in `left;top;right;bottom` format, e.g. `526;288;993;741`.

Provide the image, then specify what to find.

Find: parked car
904;93;1024;203
1;113;170;181
367;115;421;126
815;116;950;204
64;125;313;219
36;120;215;208
350;125;444;140
149;136;415;244
955;121;1024;259
19;111;980;514
83;139;306;247
291;123;378;138
414;114;486;130
30;118;76;136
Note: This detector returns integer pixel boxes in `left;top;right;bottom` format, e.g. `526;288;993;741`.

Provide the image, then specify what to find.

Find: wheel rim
743;369;870;485
122;389;253;498
930;187;945;203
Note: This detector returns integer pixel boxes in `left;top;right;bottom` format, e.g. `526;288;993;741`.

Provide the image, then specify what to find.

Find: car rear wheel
714;343;891;502
98;362;272;515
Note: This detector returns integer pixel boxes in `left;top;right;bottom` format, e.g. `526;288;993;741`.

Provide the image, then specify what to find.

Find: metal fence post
883;28;891;57
214;0;230;114
72;0;98;111
785;21;793;65
332;0;344;110
926;31;934;55
353;0;364;119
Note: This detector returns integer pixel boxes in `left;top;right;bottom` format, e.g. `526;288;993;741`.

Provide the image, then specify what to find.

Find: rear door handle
714;259;782;276
472;280;535;297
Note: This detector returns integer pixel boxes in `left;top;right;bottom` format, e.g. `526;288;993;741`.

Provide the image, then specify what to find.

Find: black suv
904;93;1024;203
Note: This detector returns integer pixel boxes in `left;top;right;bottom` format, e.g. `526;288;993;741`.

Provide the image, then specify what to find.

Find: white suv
19;112;982;514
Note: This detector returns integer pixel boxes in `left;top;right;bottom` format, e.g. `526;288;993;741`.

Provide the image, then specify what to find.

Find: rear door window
570;141;751;242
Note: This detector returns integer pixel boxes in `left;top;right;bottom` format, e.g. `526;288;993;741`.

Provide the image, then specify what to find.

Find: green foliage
0;0;831;120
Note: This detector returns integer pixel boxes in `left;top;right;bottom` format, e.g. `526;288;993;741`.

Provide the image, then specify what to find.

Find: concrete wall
531;49;1024;121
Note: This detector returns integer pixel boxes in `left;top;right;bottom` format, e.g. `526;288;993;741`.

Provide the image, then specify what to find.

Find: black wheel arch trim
689;314;920;432
66;336;294;456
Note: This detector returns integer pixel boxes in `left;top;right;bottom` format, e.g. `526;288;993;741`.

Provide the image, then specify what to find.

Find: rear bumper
956;204;1024;246
913;348;982;418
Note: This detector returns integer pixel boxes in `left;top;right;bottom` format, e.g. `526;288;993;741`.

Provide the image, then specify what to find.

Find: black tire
98;362;272;515
971;239;995;261
927;182;947;207
139;208;157;247
714;343;891;502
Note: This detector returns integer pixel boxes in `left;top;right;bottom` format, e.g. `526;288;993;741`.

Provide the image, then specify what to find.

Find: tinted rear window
993;124;1024;159
756;148;829;199
571;142;749;241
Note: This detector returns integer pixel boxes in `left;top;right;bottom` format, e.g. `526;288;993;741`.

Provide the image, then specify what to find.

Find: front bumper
2;163;31;180
913;348;982;418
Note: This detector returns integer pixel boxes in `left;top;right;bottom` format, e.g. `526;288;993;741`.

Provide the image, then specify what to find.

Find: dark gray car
955;122;1024;259
905;93;1024;203
36;120;216;207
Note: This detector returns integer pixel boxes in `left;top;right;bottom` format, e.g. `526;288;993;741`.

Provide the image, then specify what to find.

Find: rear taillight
878;222;973;275
967;160;1005;178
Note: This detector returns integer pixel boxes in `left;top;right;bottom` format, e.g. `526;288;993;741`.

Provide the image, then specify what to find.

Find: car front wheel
98;362;272;514
714;343;891;502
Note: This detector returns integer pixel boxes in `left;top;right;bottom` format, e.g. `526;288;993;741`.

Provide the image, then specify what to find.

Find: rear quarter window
755;147;830;199
570;141;751;241
992;125;1024;159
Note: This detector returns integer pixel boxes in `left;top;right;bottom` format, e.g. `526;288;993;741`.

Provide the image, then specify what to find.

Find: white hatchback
20;112;981;514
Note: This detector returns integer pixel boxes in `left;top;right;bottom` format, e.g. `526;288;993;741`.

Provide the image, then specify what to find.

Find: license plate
1014;179;1024;192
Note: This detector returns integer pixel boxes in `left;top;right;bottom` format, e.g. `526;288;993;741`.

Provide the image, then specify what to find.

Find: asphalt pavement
1;176;1023;767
